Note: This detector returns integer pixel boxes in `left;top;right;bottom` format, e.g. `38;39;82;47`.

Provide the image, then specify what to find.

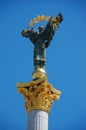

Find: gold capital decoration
17;77;61;114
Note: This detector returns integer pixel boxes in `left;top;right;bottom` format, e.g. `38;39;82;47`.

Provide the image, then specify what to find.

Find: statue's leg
34;48;41;69
34;59;40;69
40;48;46;69
40;59;46;69
34;51;46;69
34;44;46;70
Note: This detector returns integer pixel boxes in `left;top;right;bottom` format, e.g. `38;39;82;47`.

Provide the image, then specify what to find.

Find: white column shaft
27;110;48;130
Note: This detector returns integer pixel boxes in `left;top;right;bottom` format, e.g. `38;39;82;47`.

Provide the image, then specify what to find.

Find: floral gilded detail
17;78;61;113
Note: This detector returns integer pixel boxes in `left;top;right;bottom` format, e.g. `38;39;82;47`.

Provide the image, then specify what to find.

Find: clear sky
0;0;86;130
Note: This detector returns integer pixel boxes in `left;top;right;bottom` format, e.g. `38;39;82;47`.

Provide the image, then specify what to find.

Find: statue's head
38;26;44;33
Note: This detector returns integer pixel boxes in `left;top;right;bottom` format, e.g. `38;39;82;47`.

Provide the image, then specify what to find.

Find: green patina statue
21;13;63;70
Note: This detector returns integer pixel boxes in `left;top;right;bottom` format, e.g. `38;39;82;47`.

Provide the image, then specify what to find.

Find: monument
17;13;63;130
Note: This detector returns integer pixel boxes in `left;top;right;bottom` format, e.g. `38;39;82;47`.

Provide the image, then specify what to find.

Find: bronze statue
21;13;63;70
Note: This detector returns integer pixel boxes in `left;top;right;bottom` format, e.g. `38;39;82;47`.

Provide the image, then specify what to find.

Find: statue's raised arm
43;13;63;48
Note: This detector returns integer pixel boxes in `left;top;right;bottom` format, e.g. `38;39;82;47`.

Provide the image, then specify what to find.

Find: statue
21;14;63;70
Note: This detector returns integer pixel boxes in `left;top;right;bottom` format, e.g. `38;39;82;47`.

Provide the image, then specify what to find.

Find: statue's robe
26;21;55;69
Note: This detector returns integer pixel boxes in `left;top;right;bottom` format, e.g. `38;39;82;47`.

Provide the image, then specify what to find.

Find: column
28;110;48;130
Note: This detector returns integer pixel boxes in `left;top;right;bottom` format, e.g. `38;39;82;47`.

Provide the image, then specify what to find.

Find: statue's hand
52;13;63;24
21;30;28;37
56;13;63;23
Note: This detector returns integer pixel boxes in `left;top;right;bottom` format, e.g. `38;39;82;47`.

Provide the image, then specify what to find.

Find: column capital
17;78;61;114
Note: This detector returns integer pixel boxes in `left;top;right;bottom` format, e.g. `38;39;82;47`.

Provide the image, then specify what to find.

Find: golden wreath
29;15;52;26
29;15;62;29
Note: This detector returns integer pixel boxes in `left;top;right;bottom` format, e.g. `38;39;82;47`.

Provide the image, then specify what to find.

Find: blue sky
0;0;86;130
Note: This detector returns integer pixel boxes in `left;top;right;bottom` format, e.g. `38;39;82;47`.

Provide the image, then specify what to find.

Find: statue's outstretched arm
21;28;37;45
43;13;63;48
43;21;55;48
